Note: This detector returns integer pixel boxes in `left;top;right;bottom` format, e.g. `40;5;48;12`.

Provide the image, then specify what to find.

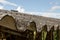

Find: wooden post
42;25;47;40
1;32;3;40
57;26;60;40
46;26;54;40
28;21;37;40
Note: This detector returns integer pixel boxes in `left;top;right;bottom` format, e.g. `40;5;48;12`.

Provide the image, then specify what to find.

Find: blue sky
0;0;60;19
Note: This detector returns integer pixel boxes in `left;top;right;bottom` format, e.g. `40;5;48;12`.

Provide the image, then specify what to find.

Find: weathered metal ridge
0;15;17;30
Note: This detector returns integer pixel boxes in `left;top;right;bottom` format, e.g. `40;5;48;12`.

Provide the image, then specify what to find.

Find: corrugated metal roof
0;9;60;32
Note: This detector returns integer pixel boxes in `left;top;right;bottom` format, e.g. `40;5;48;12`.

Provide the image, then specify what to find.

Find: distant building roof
11;10;18;12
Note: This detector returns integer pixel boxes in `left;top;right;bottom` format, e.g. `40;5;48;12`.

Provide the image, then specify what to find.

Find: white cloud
40;12;59;17
0;5;4;9
0;0;25;12
16;6;25;12
40;12;60;19
49;1;60;11
0;0;17;6
49;2;58;5
25;12;60;19
49;6;60;11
